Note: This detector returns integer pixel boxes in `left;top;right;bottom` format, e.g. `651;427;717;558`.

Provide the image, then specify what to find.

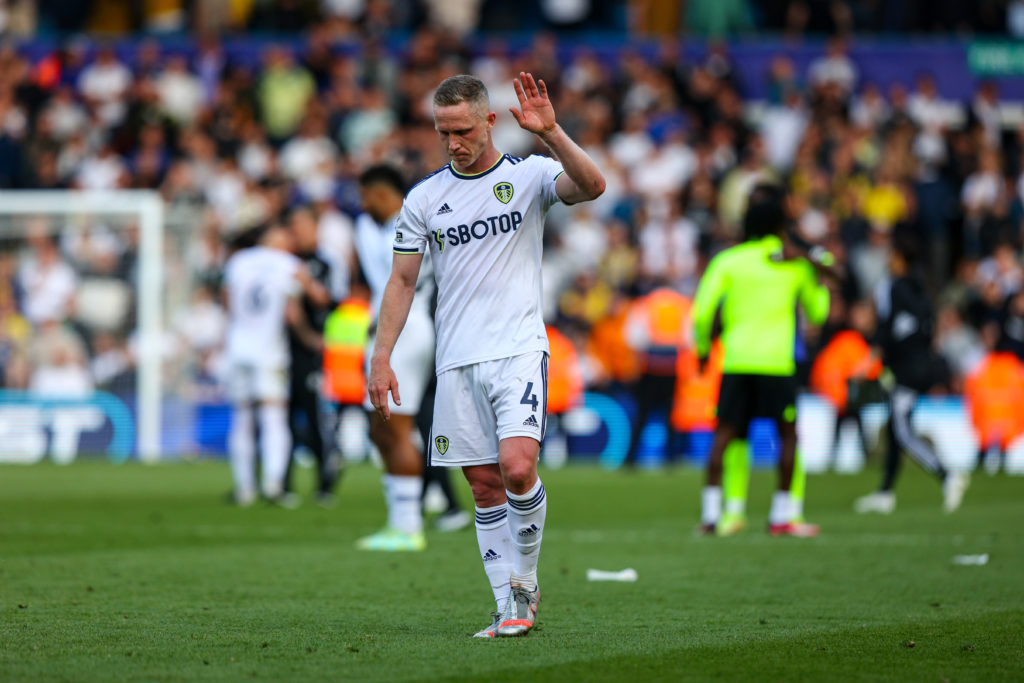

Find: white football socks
506;479;547;591
475;503;514;613
769;490;793;526
384;474;423;535
724;498;746;517
229;404;256;502
701;486;722;526
259;403;291;499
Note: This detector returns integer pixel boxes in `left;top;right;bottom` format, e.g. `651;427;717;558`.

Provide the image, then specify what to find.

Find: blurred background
0;0;1023;475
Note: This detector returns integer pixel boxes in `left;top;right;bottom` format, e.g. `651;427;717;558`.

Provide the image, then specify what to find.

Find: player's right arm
367;251;423;420
692;255;727;362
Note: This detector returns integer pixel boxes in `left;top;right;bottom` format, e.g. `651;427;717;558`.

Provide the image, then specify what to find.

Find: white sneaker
942;472;970;513
854;491;896;514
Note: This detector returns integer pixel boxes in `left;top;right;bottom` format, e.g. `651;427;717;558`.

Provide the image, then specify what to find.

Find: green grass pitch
2;460;1022;681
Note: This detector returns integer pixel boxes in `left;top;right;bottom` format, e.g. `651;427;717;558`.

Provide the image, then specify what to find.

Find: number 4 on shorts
520;382;538;412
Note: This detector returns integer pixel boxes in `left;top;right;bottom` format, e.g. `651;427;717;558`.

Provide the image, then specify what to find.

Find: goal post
0;190;165;461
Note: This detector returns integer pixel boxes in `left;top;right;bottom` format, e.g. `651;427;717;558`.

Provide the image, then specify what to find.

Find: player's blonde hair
433;75;490;119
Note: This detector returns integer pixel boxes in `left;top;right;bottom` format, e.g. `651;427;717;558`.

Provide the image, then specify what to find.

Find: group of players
221;161;471;541
221;70;967;639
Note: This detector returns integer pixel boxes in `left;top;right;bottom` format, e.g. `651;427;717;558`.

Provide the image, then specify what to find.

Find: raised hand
509;71;556;136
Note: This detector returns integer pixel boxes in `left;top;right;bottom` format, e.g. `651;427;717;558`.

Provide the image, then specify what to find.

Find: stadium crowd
0;6;1023;460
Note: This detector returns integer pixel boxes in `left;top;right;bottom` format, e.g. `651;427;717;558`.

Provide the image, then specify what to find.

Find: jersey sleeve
692;253;727;358
797;261;829;326
393;195;428;255
534;155;566;212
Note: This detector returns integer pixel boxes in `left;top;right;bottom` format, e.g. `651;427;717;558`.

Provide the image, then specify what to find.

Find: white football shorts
228;361;289;403
429;351;548;467
363;306;435;416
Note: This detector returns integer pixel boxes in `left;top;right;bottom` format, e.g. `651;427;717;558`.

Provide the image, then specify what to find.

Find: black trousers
881;385;947;491
825;408;868;469
625;372;678;466
287;352;341;495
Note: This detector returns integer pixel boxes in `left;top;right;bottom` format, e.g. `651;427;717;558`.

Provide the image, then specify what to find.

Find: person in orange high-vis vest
964;351;1024;472
671;341;724;435
624;286;691;466
586;295;641;388
809;323;883;469
323;297;372;405
545;325;584;416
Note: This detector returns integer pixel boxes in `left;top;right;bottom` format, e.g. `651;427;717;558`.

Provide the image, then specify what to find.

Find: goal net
0;190;172;463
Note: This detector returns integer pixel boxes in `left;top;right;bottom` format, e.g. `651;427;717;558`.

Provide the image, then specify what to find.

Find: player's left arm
510;71;605;205
798;262;830;327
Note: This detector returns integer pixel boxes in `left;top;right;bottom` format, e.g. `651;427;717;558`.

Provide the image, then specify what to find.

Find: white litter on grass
951;554;989;566
586;568;638;582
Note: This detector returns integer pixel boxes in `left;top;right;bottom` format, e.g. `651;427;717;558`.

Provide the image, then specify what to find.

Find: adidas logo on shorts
483;548;501;562
436;202;453;215
522;415;539;428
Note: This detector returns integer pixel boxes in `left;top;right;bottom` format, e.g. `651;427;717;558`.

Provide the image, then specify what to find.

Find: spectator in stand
962;148;1007;257
29;324;92;398
154;54;204;128
808;36;858;100
77;45;132;130
258;46;315;144
17;222;76;327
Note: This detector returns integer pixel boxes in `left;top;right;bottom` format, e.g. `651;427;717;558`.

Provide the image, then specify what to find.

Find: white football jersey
354;211;434;321
223;245;301;368
394;154;564;373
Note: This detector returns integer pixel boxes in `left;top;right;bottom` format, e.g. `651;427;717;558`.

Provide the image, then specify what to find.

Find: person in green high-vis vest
692;183;831;537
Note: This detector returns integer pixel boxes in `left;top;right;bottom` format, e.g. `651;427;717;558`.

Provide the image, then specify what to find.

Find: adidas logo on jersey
436;203;453;215
483;548;501;562
522;415;539;428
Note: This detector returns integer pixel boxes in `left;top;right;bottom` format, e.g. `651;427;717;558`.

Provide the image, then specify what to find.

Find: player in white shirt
223;224;328;506
368;73;605;637
353;164;437;551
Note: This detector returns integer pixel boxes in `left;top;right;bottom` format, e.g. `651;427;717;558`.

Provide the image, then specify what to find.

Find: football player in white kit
223;224;328;506
354;164;437;551
368;73;605;637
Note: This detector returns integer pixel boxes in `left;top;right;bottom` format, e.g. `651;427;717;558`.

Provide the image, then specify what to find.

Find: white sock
506;479;546;591
475;503;514;613
259;403;291;499
769;491;793;526
385;474;423;535
724;498;746;517
791;497;804;522
701;486;722;526
229;404;256;501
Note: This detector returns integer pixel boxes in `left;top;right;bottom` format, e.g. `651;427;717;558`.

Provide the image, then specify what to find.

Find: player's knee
500;458;537;493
